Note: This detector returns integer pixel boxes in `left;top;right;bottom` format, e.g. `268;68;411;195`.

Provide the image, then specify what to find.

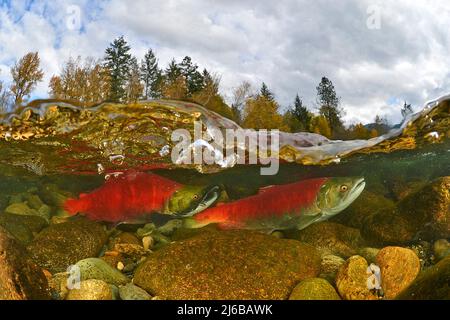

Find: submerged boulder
289;222;365;258
376;247;421;299
0;213;48;245
0;226;50;300
27;218;109;273
65;279;113;300
289;278;340;300
398;176;450;239
134;229;321;300
396;256;450;300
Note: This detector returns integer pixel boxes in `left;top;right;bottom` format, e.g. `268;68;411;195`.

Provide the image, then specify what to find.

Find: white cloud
0;0;449;125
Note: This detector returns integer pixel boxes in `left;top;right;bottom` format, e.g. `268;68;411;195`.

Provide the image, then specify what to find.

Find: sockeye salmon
184;177;365;231
64;171;222;222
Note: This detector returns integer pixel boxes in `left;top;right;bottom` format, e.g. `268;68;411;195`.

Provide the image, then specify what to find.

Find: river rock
358;247;380;264
361;209;416;246
27;218;109;273
119;283;152;300
434;239;450;261
397;176;450;239
134;230;321;300
75;258;129;286
65;279;113;300
396;256;450;300
319;254;345;284
0;226;50;300
290;222;365;258
376;247;420;299
334;191;395;229
289;278;340;300
336;255;378;300
4;202;39;216
0;213;48;245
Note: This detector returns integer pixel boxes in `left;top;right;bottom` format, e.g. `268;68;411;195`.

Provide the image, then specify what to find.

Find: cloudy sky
0;0;449;124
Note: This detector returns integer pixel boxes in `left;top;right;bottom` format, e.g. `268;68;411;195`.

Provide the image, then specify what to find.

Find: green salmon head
316;177;366;218
164;184;224;217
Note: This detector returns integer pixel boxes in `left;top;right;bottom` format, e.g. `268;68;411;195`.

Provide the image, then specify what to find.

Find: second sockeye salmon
184;177;366;231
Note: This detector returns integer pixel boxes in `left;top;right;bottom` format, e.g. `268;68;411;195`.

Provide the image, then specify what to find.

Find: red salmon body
64;171;183;222
192;177;329;229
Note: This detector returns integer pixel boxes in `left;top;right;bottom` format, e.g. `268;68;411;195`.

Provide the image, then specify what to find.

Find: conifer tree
104;36;132;102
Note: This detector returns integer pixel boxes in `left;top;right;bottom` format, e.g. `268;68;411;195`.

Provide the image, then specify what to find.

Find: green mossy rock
75;258;129;286
134;230;321;300
289;278;341;300
0;213;48;245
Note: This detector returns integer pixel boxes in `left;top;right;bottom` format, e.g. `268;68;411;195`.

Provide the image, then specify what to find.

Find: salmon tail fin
183;217;211;229
63;198;88;216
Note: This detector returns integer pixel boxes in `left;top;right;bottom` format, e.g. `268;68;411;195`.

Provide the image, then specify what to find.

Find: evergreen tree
316;77;343;133
140;49;161;99
292;94;311;131
165;59;182;82
179;56;204;95
104;36;132;102
260;82;274;101
126;57;144;103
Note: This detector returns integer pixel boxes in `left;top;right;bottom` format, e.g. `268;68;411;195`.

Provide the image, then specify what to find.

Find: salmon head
315;177;366;220
164;184;226;217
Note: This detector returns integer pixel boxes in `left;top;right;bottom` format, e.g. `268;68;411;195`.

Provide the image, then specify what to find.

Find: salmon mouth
176;185;222;217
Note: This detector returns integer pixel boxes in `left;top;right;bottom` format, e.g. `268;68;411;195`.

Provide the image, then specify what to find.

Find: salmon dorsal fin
258;185;275;194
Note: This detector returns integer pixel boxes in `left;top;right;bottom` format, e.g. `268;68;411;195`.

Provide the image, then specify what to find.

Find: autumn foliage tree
243;95;287;131
10;52;44;106
49;57;110;105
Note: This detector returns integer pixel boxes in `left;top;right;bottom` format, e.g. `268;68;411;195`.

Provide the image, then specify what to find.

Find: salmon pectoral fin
183;217;211;229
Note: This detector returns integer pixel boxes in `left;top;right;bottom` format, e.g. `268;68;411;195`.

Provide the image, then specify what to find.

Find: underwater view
0;0;449;306
0;96;448;301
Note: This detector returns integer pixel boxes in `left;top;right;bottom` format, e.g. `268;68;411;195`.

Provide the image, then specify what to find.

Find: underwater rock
27;218;108;273
333;191;395;229
289;278;340;300
433;239;450;262
319;254;346;285
0;213;48;245
361;210;416;246
134;230;321;300
37;184;71;208
396;256;450;300
290;222;365;258
336;255;378;300
357;247;380;264
110;232;141;247
119;283;152;300
409;241;434;268
48;272;69;300
65;279;113;300
0;226;50;300
397;176;450;239
376;247;421;299
75;258;129;286
4;202;39;216
389;180;428;202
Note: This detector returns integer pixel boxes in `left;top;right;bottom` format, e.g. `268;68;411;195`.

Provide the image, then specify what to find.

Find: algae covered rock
336;255;378;300
397;176;450;239
434;239;450;262
396;256;450;300
376;247;421;299
289;278;340;300
134;230;321;300
0;213;48;245
75;258;129;286
319;254;345;285
334;191;395;229
65;279;113;300
291;222;365;258
119;283;152;300
27;218;109;273
0;226;50;300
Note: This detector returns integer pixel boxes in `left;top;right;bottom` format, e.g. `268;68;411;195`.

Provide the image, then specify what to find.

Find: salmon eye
340;185;348;192
192;194;199;200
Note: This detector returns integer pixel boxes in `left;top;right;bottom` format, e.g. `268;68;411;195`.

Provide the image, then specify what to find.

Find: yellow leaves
310;115;332;138
10;52;44;106
242;96;288;131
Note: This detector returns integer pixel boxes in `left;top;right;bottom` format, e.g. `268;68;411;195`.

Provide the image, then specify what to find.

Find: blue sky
0;0;449;124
